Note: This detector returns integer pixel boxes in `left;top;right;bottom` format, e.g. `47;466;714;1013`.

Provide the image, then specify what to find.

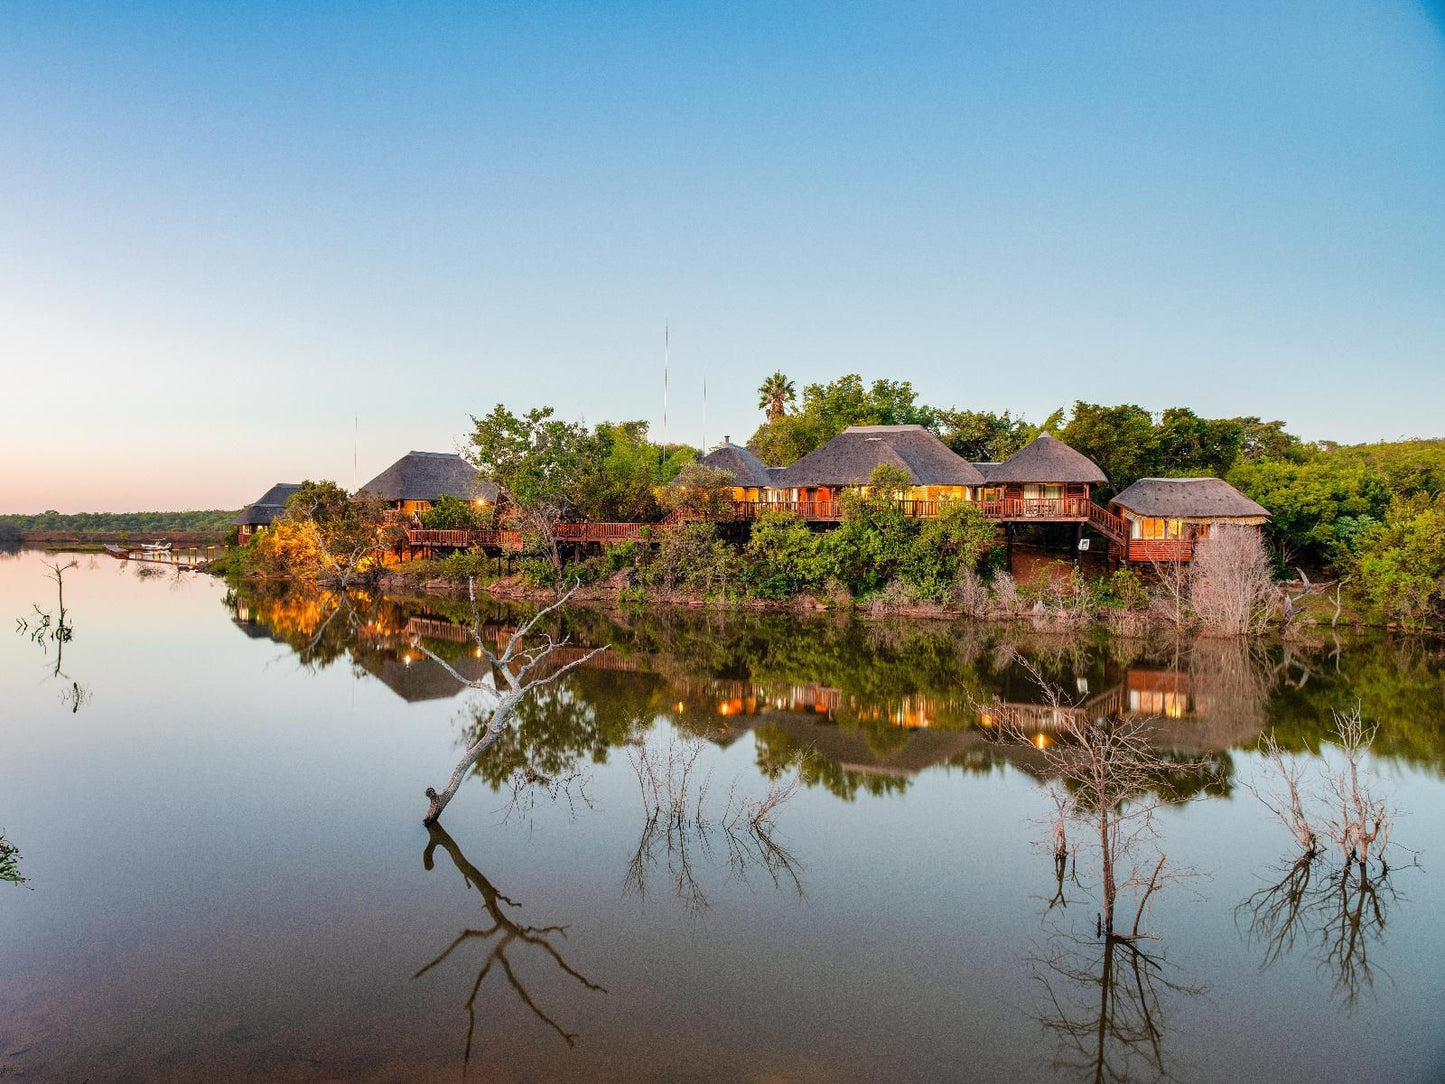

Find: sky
1;1;1442;512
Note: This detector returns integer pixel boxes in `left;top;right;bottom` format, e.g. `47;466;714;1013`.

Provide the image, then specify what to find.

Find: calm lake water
2;548;1444;1083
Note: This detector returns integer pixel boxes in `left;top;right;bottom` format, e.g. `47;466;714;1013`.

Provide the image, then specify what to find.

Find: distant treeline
0;510;240;536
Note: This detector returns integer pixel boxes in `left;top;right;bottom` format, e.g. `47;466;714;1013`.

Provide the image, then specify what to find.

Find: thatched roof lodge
972;432;1107;520
696;438;779;500
985;433;1107;485
234;482;301;542
771;425;985;504
359;451;498;515
1109;477;1269;562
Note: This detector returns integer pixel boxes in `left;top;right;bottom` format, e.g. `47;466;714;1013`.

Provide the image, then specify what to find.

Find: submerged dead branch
420;580;608;824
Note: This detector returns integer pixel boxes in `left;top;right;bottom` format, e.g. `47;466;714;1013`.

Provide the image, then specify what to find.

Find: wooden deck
407;499;1133;555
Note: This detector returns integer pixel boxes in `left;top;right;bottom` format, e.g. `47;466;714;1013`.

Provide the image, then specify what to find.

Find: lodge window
1023;484;1063;501
1132;517;1185;540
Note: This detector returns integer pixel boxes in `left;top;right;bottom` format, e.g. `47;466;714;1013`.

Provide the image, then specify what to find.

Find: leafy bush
1347;493;1445;628
640;523;741;598
420;494;490;530
1090;568;1149;610
745;512;828;599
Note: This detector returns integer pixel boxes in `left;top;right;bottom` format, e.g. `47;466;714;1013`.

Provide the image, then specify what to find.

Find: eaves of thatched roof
985;433;1107;485
695;441;776;487
772;425;986;488
1110;477;1270;520
235;483;302;526
358;451;498;503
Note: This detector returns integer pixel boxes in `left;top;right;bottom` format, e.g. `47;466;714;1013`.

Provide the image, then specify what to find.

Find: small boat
104;544;129;559
140;540;172;552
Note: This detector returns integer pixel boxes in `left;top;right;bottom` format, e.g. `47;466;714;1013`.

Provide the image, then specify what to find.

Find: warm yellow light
674;701;686;713
1033;733;1049;750
980;713;994;727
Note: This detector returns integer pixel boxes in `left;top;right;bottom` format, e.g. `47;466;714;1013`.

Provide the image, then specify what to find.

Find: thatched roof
986;433;1107;484
235;483;302;526
772;425;986;488
970;462;1000;481
358;451;498;504
1110;478;1269;520
695;441;776;487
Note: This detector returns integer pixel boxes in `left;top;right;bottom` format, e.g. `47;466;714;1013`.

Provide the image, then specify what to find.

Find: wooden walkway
407;498;1129;556
106;544;224;566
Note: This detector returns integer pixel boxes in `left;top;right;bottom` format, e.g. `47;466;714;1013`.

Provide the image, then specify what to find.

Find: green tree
661;463;741;521
899;500;996;602
1228;456;1389;566
576;420;668;523
467;406;595;584
757;371;797;422
746;375;936;465
1347;493;1445;628
935;408;1034;462
744;511;827;599
1061;402;1160;492
420;494;488;530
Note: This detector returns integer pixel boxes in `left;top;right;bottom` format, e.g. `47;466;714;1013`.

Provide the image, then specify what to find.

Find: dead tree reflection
1031;934;1203;1084
415;822;605;1068
625;732;804;914
1239;852;1402;1011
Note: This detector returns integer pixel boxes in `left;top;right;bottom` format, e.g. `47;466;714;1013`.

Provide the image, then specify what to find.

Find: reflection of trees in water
1238;856;1403;1012
225;580;1445;796
1031;935;1203;1084
415;822;605;1068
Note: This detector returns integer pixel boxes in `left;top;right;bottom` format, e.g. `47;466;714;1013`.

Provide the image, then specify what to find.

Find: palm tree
757;371;796;422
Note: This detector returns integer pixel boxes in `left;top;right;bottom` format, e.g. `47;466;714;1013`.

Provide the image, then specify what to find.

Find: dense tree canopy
747;375;935;465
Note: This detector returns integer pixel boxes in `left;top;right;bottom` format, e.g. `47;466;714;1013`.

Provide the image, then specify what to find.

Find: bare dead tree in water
418;581;607;824
1251;704;1397;873
15;559;78;676
16;560;89;710
625;731;804;914
991;660;1200;940
1242;704;1409;1010
414;822;605;1068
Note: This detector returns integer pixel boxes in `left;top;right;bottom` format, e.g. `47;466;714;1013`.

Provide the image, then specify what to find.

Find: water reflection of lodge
231;597;1249;775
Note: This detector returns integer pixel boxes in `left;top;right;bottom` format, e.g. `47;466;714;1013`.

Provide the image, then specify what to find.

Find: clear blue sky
2;2;1442;511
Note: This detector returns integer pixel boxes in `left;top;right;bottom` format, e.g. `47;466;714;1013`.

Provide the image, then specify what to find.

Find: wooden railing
409;497;1126;552
552;522;651;542
1086;502;1128;544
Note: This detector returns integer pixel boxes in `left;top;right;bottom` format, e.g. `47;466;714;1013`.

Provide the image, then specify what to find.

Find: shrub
641;523;741;597
420;494;490;530
1091;568;1149;610
745;512;827;599
1347;493;1445;628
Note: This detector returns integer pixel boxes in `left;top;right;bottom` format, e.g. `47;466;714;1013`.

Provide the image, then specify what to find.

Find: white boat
140;540;172;552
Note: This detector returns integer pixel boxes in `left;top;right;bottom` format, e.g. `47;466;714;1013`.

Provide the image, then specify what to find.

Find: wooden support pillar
1074;522;1084;568
1005;522;1014;575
